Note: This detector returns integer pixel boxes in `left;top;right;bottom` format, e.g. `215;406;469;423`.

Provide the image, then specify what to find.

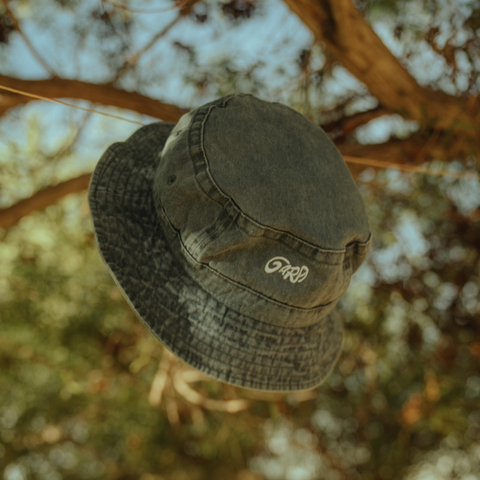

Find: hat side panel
192;205;353;308
154;109;225;254
152;97;371;327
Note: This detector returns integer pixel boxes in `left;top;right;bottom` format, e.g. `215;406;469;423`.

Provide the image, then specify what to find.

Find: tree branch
0;75;187;121
282;0;480;134
102;0;195;13
3;128;477;231
337;131;477;164
321;106;392;138
113;14;182;82
0;174;91;229
0;0;57;77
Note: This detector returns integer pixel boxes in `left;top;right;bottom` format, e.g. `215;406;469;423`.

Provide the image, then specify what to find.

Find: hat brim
88;123;344;391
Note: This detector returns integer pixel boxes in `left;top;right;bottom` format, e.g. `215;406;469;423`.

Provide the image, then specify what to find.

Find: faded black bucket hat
88;94;371;391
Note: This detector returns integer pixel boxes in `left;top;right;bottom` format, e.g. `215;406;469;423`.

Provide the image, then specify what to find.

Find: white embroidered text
264;256;309;284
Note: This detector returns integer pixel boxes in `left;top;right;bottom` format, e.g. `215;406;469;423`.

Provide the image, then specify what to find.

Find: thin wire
344;155;479;180
0;85;146;126
1;83;478;181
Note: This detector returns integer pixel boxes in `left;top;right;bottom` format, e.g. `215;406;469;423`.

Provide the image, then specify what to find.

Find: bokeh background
1;0;480;479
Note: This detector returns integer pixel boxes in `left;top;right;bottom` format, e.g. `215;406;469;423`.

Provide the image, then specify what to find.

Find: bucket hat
88;94;371;391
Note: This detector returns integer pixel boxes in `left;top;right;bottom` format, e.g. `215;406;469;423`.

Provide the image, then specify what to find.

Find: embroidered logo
264;256;309;284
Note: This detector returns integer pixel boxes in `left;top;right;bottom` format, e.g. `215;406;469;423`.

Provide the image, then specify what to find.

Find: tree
0;1;479;480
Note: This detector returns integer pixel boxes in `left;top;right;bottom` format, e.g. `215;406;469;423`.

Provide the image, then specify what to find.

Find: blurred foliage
1;152;479;480
1;0;480;479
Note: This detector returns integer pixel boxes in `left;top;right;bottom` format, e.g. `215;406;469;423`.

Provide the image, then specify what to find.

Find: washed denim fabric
88;94;371;391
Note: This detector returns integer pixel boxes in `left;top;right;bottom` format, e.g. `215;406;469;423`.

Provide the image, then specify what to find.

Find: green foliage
0;198;266;479
2;149;479;480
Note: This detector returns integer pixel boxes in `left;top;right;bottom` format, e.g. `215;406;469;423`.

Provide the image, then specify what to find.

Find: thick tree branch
0;75;187;121
0;174;91;229
282;0;480;134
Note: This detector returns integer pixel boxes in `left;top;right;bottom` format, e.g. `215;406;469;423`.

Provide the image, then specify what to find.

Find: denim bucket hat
88;94;371;391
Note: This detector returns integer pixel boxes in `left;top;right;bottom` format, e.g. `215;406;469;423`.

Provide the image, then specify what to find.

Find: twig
238;388;318;402
112;14;182;82
321;106;391;137
148;348;173;407
165;392;180;426
173;370;251;413
0;0;57;77
102;0;194;14
48;112;93;162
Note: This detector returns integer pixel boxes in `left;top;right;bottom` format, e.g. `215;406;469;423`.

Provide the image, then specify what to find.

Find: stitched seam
186;205;236;258
199;104;230;203
193;95;363;256
159;202;338;313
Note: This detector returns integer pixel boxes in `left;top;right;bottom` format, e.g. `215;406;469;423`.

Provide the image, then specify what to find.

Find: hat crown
153;95;370;327
203;95;368;248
